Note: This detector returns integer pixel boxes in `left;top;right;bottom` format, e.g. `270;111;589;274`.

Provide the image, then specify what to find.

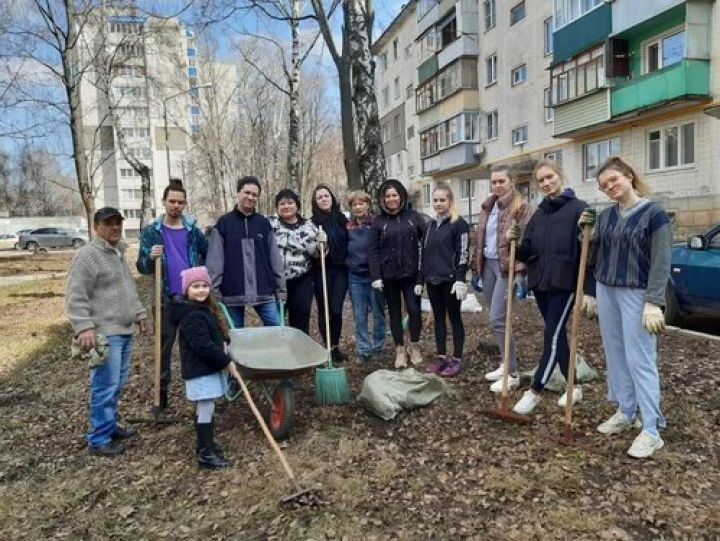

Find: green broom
314;226;352;405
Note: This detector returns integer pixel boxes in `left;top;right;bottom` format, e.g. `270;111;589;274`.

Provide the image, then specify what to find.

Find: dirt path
0;273;718;539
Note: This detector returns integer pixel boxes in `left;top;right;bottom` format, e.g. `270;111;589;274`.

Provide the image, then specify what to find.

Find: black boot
331;348;348;364
210;420;225;460
195;422;230;469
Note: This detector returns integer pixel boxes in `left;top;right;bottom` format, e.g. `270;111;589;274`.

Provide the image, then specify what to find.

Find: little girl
419;183;470;377
169;266;240;469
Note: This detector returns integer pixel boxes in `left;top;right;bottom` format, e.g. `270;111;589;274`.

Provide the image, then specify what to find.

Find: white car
0;233;20;250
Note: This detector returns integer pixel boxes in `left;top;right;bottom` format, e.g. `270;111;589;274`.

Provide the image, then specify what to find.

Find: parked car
666;223;720;325
0;233;19;251
17;227;89;252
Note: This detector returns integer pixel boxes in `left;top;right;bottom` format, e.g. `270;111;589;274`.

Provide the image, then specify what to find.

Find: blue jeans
88;334;133;448
348;276;386;355
596;283;666;435
228;302;280;328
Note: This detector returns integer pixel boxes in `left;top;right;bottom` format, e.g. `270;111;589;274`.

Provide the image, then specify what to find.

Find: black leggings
426;282;464;359
384;277;421;346
314;265;348;348
286;271;314;335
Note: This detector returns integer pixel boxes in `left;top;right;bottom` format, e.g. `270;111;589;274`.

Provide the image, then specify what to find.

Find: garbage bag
357;368;452;421
521;354;599;393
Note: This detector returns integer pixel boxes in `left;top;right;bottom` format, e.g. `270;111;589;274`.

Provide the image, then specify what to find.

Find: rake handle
499;233;517;401
154;257;162;410
564;226;592;430
318;226;333;366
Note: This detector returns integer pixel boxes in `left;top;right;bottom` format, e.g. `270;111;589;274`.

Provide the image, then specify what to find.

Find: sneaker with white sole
490;373;520;394
597;410;642;435
627;430;664;459
557;385;583;408
512;390;541;415
484;366;505;381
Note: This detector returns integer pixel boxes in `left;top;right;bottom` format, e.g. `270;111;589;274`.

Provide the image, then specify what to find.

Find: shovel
480;231;532;424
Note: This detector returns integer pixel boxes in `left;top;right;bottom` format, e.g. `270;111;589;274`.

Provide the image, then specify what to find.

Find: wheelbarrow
224;305;328;441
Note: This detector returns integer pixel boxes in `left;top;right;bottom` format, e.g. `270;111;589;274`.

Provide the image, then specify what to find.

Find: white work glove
450;281;468;301
581;295;597;319
642;302;665;335
371;279;383;291
413;284;423;296
316;228;328;244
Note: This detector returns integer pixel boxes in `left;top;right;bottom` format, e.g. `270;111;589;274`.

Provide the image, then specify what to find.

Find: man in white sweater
65;207;147;457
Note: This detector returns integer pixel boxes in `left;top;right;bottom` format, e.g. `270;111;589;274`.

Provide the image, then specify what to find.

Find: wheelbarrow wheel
262;383;295;441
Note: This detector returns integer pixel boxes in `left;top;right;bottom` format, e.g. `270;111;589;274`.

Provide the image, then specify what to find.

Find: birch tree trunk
286;0;302;193
346;0;385;200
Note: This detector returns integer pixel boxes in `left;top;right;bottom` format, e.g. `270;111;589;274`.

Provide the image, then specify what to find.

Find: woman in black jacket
311;184;349;363
510;160;594;415
368;179;427;368
419;183;470;377
168;266;241;469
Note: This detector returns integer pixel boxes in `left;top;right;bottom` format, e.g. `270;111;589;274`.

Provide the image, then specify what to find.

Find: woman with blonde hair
509;159;595;415
418;184;470;377
579;156;671;459
472;165;531;392
345;190;386;363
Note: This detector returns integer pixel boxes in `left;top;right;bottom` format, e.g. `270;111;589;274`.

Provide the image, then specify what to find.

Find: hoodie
516;188;595;294
168;297;231;380
368;179;427;282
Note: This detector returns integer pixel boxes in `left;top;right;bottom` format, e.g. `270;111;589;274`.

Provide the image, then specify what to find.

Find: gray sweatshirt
65;237;147;336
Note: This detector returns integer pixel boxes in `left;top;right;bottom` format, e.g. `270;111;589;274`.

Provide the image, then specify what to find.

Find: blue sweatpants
596;283;666;436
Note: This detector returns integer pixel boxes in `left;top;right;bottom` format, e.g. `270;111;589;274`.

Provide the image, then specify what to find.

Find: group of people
65;154;670;467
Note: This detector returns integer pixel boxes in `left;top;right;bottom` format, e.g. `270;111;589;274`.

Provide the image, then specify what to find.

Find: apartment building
373;2;422;209
476;0;571;208
550;0;720;233
76;6;212;237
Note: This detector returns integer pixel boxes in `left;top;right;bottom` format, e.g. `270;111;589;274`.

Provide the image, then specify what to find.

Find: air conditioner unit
473;144;485;157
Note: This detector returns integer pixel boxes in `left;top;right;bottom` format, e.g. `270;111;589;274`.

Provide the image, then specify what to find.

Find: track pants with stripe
531;290;575;393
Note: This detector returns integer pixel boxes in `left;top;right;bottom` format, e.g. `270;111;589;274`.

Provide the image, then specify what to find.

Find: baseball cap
93;207;125;224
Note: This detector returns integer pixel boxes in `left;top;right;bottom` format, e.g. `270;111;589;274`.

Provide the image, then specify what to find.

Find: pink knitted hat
180;266;211;295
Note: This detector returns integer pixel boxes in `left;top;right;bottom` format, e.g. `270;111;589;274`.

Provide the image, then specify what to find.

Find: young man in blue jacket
136;179;208;410
206;176;286;328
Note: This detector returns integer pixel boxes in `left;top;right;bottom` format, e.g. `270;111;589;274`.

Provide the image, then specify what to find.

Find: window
406;84;413;100
461;179;476;200
422;183;431;205
510;2;526;26
186;48;196;57
485;110;498;140
511;64;527;86
393;39;399;60
381;123;390;143
405;45;412;59
393;114;401;136
483;0;496;30
382;86;390;108
386;156;393;176
544;88;554;122
511;126;528;146
647;123;694;170
407;125;415;139
394;77;400;100
121;189;142;200
544;150;563;167
583;137;620;180
123;209;143;219
438;13;458;49
415;58;478;113
420;112;480;157
397;153;403;173
644;29;685;74
379;53;388;72
544;17;553;55
551;44;605;104
190;105;201;115
553;0;604;29
485;54;497;86
408;165;415;179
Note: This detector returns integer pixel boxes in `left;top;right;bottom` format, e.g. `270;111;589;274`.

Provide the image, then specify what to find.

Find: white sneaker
597;410;642;435
557;385;583;408
512;390;541;415
490;374;520;394
627;431;664;459
484;366;505;381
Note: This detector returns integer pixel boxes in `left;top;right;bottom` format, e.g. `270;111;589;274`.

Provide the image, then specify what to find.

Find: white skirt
185;371;228;401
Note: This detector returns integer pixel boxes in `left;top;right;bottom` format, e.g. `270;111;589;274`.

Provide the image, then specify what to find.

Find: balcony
421;142;480;175
553;89;610;137
437;34;478;70
553;2;611;62
611;59;710;117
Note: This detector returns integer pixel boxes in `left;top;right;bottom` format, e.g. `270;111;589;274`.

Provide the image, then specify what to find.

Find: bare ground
0;266;719;540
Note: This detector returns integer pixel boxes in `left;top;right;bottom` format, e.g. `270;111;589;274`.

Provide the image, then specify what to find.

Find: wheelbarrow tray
228;326;329;380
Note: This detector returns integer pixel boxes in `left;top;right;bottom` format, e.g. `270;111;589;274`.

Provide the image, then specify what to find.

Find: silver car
18;227;89;252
